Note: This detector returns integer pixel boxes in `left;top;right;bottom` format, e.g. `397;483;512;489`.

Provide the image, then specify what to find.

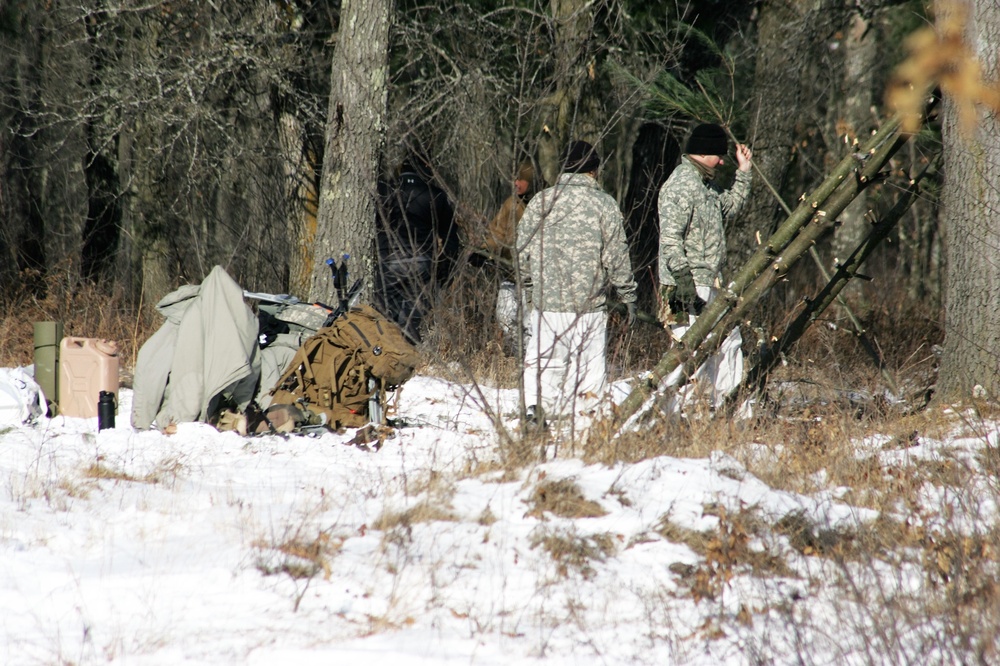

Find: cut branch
740;158;938;402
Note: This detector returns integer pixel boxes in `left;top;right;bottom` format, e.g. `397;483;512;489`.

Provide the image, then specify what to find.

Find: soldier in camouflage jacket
516;140;637;425
658;129;752;302
518;157;636;314
657;123;753;410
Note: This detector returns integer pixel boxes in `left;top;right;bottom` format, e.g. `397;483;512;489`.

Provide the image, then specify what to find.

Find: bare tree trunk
827;13;880;271
309;0;393;303
114;10;173;306
278;111;320;299
936;0;1000;399
0;2;44;287
734;0;842;279
536;0;599;185
35;5;91;286
450;69;497;221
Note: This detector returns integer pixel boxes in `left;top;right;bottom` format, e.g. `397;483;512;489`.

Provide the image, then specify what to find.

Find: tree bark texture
536;0;600;186
278;111;320;299
310;0;393;303
826;13;880;271
936;0;1000;399
734;0;839;277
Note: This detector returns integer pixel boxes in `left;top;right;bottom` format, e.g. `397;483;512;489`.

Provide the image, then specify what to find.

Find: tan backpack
268;304;420;428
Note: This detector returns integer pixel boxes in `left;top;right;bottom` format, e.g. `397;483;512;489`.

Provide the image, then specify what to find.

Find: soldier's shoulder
593;187;620;208
660;163;702;195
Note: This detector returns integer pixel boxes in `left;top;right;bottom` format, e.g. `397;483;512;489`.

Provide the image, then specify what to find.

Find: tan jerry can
59;338;119;418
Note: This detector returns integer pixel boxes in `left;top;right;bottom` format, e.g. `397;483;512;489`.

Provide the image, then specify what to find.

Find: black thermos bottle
98;390;116;431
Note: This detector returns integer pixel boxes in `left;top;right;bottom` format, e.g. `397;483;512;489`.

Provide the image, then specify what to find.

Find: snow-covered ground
1;372;997;665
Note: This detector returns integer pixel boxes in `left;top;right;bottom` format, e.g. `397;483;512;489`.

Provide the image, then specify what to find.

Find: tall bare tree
308;0;394;303
936;0;1000;398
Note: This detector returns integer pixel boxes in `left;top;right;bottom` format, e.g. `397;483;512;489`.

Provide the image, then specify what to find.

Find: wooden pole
740;160;935;400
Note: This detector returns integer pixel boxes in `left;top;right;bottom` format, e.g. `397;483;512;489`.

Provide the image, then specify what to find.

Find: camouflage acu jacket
658;157;752;287
517;173;637;313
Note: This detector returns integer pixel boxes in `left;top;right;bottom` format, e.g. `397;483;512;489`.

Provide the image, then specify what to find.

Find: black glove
625;302;637;327
669;269;706;316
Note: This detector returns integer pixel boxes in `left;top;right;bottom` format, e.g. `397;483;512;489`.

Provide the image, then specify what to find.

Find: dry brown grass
254;530;343;581
83;457;184;486
0;270;158;385
371;501;460;532
657;507;795;603
83;463;144;484
530;529;618;579
524;477;608;520
426;265;521;387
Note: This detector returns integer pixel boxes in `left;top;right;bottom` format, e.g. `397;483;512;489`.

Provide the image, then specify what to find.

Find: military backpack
268;304;420;429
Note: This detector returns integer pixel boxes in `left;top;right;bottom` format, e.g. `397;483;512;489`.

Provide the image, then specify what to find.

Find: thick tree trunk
278;111;320;299
0;2;45;287
309;0;393;303
732;0;837;276
451;69;497;219
936;0;1000;399
115;11;173;306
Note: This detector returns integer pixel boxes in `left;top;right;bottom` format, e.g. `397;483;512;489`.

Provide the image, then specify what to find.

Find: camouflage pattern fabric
657;157;751;288
517;173;637;313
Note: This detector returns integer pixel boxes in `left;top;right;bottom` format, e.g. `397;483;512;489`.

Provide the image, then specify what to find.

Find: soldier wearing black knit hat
563;140;602;174
655;122;753;410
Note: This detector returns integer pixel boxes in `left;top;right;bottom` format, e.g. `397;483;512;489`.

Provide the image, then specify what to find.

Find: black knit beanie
684;124;728;156
563;140;601;174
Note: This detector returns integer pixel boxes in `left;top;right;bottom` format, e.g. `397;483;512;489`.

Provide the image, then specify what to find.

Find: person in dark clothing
375;152;460;343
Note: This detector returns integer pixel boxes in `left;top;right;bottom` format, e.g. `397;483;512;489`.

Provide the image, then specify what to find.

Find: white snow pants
669;285;743;408
496;281;521;338
523;309;607;420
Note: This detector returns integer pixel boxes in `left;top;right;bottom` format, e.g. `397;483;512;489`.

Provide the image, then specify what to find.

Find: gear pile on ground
131;267;420;436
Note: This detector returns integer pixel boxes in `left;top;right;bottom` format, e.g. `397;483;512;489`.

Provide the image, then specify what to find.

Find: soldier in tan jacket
483;163;536;351
483;162;535;261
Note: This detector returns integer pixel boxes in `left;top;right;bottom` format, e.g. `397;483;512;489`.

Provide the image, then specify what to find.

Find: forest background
1;0;998;407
